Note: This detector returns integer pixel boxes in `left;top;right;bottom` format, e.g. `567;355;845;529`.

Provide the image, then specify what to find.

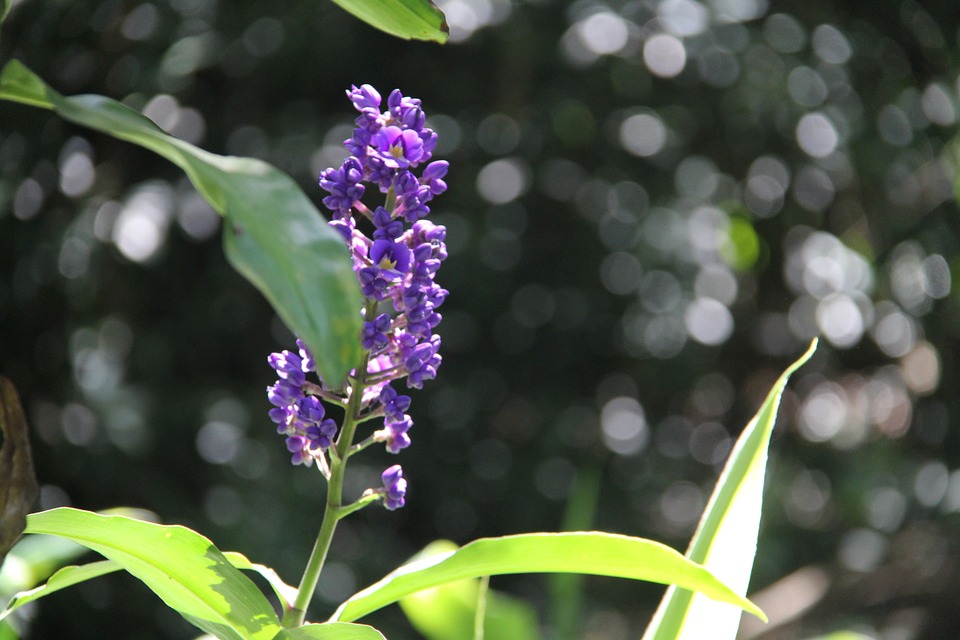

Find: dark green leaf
0;377;39;565
330;0;448;42
0;60;363;385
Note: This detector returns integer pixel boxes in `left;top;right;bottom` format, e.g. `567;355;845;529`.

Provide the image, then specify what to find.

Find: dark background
2;0;960;638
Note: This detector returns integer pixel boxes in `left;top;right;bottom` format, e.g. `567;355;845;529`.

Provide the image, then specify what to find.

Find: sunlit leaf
224;551;298;611
642;338;818;640
23;508;281;640
0;377;39;565
272;622;387;639
398;541;540;640
330;531;764;623
330;0;448;43
0;60;363;385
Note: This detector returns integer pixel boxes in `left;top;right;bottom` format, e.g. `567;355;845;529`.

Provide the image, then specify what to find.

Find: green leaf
642;338;818;640
330;0;448;43
0;60;363;385
398;541;540;640
0;377;39;566
272;622;387;640
1;0;9;26
0;560;121;621
23;508;281;640
223;551;298;611
330;531;764;623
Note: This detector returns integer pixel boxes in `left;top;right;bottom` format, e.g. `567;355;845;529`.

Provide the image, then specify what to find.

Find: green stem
282;319;374;628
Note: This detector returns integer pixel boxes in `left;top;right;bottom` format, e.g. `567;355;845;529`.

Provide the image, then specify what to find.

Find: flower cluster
266;84;448;511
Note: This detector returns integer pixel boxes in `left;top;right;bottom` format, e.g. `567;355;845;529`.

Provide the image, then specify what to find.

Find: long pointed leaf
0;60;363;384
642;338;818;640
23;508;281;640
330;532;765;623
330;0;448;42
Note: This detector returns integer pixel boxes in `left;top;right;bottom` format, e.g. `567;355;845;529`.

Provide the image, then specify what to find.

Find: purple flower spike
381;464;407;510
268;84;447;481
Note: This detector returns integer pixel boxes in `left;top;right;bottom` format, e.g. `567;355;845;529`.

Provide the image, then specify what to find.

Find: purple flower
379;385;411;421
362;313;392;350
375;126;425;169
384;414;413;454
296;339;317;373
267;379;302;407
348;84;382;111
268;350;306;387
319;157;365;214
381;464;407;510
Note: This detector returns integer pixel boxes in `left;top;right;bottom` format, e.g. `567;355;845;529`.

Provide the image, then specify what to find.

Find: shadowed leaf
0;60;363;385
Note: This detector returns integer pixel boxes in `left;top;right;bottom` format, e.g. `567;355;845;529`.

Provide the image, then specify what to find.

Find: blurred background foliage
2;0;960;638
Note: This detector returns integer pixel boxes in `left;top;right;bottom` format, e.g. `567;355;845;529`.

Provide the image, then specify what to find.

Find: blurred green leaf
0;60;363;385
331;531;765;623
642;339;818;640
721;216;761;271
0;560;121;621
0;0;9;26
398;540;540;640
0;377;38;566
331;0;448;43
272;622;387;639
21;508;281;640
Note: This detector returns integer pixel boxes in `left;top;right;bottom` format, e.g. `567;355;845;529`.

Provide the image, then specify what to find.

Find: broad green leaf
330;532;764;623
642;338;818;640
223;551;298;611
272;622;387;640
398;541;540;640
0;560;121;621
1;0;9;26
0;507;155;594
0;60;363;385
330;0;448;43
24;508;281;640
0;550;296;624
0;378;39;565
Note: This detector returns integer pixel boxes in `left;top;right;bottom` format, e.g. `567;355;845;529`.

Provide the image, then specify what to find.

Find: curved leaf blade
224;551;298;611
24;508;281;640
0;560;121;621
272;622;387;640
330;531;764;623
330;0;448;43
0;60;363;384
642;338;818;640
